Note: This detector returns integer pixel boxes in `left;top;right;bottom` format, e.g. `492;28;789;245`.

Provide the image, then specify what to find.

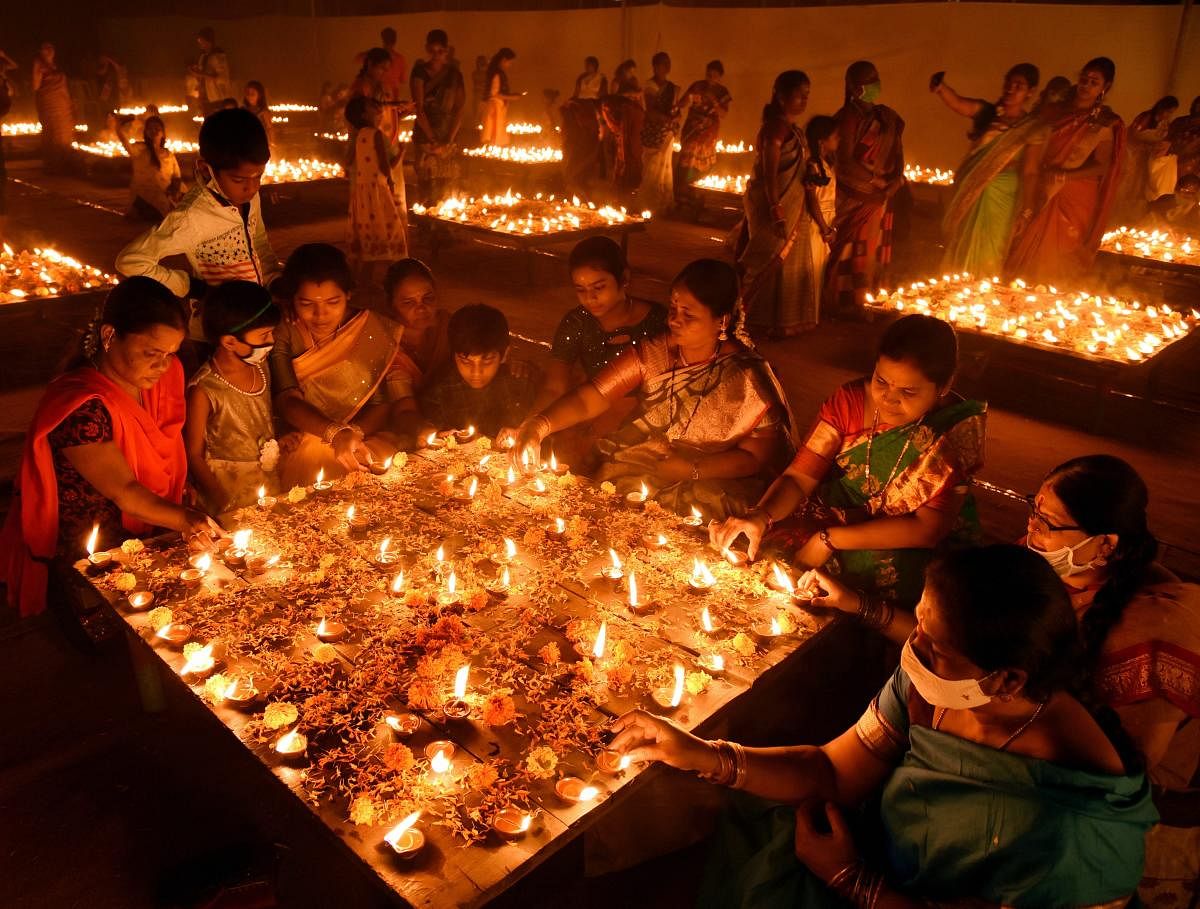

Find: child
805;114;839;326
418;304;537;438
242;80;273;148
345;96;408;287
184;280;282;513
116;108;282;306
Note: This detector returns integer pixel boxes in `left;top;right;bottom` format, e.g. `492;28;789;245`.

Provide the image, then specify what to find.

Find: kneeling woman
612;545;1157;908
510;259;794;520
713;313;985;606
0;278;222;619
271;244;404;488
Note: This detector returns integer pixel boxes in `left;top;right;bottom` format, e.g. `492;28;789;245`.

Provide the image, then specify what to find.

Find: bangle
819;528;837;552
748;507;775;532
322;422;351;445
856;593;896;631
528;413;552;442
730;741;748;789
697;740;738;786
690;460;701;482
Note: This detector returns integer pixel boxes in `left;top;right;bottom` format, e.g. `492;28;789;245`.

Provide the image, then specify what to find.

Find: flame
465;425;475;438
447;569;458;597
628;570;639;608
391;571;405;593
379;537;392;559
549;451;559;471
257;485;266;500
504;537;517;560
430;748;452;774
435;545;444;563
578;784;600;802
382;455;393;470
516;813;532;832
426;432;437;447
384;811;422;848
500;565;511;587
710;654;726;672
316;618;329;637
385;714;406;732
182;643;214;674
770;616;782;636
453;664;469;700
608;549;623;571
772;562;794;593
692;173;750;194
275;730;305;753
315;468;325;486
670;665;685;707
903;163;956;185
194;553;212;573
345;505;356;522
691;506;702;522
640;481;649;500
656;534;668;546
86;523;99;556
691;559;715;586
701;607;714;633
479;454;491;470
233;529;252;550
467;476;478;498
534;477;547;493
554;517;566;534
506;466;517;485
265;554;281;569
592;621;607;660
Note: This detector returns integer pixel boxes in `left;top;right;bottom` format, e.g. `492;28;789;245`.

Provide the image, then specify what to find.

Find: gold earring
718;323;728;342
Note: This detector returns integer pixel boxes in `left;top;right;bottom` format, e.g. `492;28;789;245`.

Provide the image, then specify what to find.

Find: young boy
184;280;282;514
115;107;282;306
418;303;537;439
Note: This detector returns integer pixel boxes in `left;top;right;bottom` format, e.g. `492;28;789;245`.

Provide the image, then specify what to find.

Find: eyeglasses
1025;497;1083;534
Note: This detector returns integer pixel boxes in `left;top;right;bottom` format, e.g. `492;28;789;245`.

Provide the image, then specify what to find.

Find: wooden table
76;441;835;907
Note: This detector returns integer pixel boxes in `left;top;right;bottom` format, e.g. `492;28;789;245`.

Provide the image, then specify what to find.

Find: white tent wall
101;3;1199;168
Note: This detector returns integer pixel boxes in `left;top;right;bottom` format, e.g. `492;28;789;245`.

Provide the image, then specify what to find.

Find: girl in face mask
608;544;1156;907
185;280;283;514
1027;454;1200;905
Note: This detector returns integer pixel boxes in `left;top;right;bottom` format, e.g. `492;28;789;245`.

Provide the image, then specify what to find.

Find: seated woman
270;244;403;489
713;314;985;606
0;278;222;622
1024;455;1199;906
382;257;451;445
117;115;184;223
509;259;794;520
612;545;1157;908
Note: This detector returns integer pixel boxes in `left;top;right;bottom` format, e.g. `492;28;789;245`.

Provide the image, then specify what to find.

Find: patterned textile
48;399;122;558
348;126;408;263
418;363;538;438
679;80;732;179
550;302;668;380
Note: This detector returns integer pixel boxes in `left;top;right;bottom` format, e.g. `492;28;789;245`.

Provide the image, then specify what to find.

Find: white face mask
1026;535;1101;578
900;636;996;709
239;343;272;365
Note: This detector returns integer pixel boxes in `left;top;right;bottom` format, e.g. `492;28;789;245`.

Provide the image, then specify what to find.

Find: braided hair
1045;455;1159;668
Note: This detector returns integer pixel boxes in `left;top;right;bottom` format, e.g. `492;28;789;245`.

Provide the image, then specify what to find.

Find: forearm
112;480;192;531
534;361;571;411
827;512;947;550
355;401;392;437
276;392;339;438
689;446;760;481
540;383;609;434
690;740;841;805
760;471;817;521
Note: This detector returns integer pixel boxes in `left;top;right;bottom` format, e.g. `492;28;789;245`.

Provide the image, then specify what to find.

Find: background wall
94;2;1198;167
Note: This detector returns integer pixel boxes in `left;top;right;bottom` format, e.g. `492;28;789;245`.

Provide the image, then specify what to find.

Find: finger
609;726;651;755
747;531;760;561
825;801;849;838
622;745;666;765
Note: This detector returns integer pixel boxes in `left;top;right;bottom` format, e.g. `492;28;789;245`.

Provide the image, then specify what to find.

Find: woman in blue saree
612;545;1157;908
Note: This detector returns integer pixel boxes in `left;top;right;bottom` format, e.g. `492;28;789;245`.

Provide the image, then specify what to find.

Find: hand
794;531;835;569
609;709;714;771
869;175;888;191
929;71;946;93
710;510;769;560
803;568;858;614
494;426;519;450
821;227;836;245
794;802;860;884
182;509;225;548
510;416;549;473
653;454;693;484
331;427;369;472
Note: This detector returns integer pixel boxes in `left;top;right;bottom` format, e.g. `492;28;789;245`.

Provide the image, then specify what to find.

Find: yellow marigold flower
147;606;172;631
482;692;518;727
349;795;376;826
775;611;797;634
599;481;616;495
203;673;230;704
686;671;712;696
525;745;558;779
382;742;415;773
120;538;145;556
312;643;338;663
465;762;499;790
113;572;138;592
731;632;757;657
286;486;308;503
538;642;561;665
263;701;298;730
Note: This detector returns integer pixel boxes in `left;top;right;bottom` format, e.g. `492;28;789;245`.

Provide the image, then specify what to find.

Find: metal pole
1166;0;1194;96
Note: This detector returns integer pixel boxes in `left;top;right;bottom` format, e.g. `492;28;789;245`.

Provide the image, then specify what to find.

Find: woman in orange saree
601;60;645;194
1007;57;1125;285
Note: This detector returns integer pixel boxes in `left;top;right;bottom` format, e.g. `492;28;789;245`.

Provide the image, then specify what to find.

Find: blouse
550;302;668;380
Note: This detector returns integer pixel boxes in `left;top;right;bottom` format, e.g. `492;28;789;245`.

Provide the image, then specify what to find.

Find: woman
96;54;129;116
242;80;274;149
0;278;221;620
825;60;905;319
351;49;400;159
117;115;183;222
190;28;231;116
677;60;732;190
32;42;76;172
1007;57;1125;285
601;60;645;194
1168;96;1200;180
935;63;1045;277
480;48;519;147
713;314;985;606
1114;96;1179;225
270;244;403;488
383;257;452;443
410;29;466;204
738;70;820;338
1025;455;1200;906
509;259;794;520
612;545;1157;908
639;52;679;215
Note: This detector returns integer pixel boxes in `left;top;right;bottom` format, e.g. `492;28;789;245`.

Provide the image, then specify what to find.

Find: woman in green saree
713;314;985;606
934;64;1046;277
506;259;795;520
611;545;1157;908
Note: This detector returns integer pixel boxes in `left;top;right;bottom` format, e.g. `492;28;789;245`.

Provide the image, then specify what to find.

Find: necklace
667;343;723;438
934;699;1047;752
212;361;266;396
862;409;922;501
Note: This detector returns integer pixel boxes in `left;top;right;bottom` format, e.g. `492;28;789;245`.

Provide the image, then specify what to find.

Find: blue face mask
859;81;882;104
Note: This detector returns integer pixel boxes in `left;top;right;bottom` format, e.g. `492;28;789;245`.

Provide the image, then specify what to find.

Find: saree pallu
679;83;731;181
602;95;645;192
594;341;795;521
1007;107;1126;285
639;83;678;214
740;124;818;333
277;311;401;489
480;97;509;147
942;116;1046;277
0;363;187;617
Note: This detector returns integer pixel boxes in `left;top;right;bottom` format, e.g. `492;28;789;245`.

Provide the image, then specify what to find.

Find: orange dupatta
0;361;187;617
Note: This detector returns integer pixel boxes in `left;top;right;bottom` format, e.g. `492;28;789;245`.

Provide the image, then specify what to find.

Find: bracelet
697;740;735;785
856;593;896;631
827;860;886;909
747;507;775;532
322;422;351;445
528;413;552;442
730;741;748;789
818;528;837;552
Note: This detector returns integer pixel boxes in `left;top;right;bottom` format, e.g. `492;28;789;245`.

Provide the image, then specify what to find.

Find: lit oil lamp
454;424;476;443
390;571;406;597
751;612;785;640
721;547;747;567
698;606;721;635
452;476;479;503
384;712;421;737
491;808;534;840
425;741;456;782
791;569;820;603
487;564;512;598
701;653;727;675
345;505;371;535
372;537;398;570
527;476;548;496
591;620;607;663
369;455;394;476
547;450;568;475
627;570;652;614
155;622;192;647
473;454;492;479
245;553;280;576
312;468;333;493
85;524;113;571
555;777;600;804
424;431;444;449
600;548;624;583
257;485;277;508
682;506;703;528
180;552;211;587
503;465;520;489
768;562;793;592
384;811;425;858
180;643;216;681
275;729;308;762
126;590;155;611
651;665;687;712
223;528;253;568
642;531;669;550
596;749;633;775
493;537;518;563
688;559;716;593
436;568;460;607
222;677;259;706
315;617;347;642
624;481;649;510
443;664;471;719
547;517;567;538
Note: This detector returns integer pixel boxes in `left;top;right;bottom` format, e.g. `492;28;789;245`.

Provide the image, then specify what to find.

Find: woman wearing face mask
738;70;821;338
1025;455;1200;907
611;545;1156;908
825;60;905;320
271;244;404;488
0;278;223;625
507;259;794;520
934;63;1046;277
1007;57;1125;284
713;314;985;608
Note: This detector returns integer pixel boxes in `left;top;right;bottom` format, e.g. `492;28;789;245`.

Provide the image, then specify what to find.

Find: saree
1006;104;1126;285
34;66;75;160
411;61;464;198
774;382;986;605
942;115;1047;277
679;80;732;182
1114;112;1176;224
276;310;402;489
700;668;1157;909
601;88;645;193
561;99;604;195
740;119;819;333
593;335;796;521
825;103;904;314
0;362;187;617
639;80;678;213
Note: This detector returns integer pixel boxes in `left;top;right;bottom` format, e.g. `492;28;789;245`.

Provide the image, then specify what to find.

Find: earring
718;323;728;342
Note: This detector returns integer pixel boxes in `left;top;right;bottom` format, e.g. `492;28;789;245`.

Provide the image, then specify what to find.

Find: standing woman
639;52;680;214
351;49;400;160
32;42;76;172
600;60;645;195
190;28;231;116
738;71;818;338
117;115;183;222
410;29;466;204
1114;96;1179;224
479;48;519;147
935;64;1045;277
1007;57;1125;285
825;61;905;319
0;278;221;622
676;60;732;193
242;80;274;150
